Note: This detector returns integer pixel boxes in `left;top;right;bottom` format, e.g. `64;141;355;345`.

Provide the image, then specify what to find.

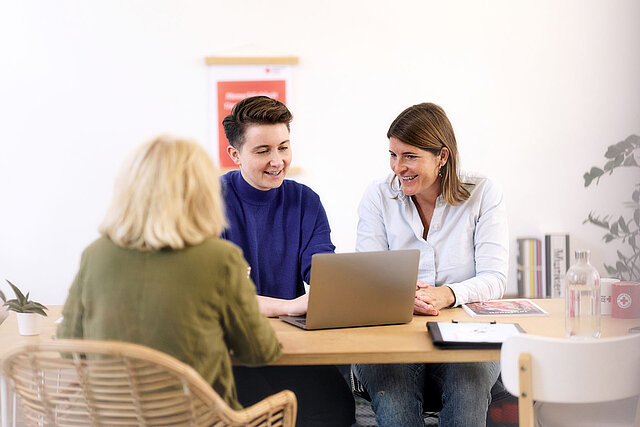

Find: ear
439;147;450;166
226;145;241;166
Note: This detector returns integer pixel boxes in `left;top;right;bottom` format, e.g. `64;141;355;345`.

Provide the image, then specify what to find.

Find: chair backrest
1;339;296;426
501;333;640;404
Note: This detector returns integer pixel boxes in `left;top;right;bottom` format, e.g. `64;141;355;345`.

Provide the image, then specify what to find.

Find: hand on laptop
414;282;455;316
257;293;309;317
286;293;309;316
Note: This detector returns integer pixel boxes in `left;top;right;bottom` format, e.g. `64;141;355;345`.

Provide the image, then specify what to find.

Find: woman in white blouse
353;103;509;427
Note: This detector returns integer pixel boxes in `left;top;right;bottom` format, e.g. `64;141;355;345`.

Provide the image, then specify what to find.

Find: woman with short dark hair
221;96;356;427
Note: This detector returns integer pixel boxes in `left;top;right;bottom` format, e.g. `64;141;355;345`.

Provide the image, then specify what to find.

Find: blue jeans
353;362;500;427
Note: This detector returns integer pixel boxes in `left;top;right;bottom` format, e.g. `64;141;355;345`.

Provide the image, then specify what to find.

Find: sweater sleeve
57;251;86;339
221;251;282;366
300;194;336;284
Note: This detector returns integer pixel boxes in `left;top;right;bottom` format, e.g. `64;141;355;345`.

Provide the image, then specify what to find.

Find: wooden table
1;299;638;426
268;299;638;365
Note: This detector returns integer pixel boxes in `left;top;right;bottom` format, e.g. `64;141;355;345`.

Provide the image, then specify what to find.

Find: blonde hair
388;103;471;205
99;135;227;251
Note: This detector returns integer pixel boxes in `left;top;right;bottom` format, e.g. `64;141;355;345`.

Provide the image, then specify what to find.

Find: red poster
217;80;287;168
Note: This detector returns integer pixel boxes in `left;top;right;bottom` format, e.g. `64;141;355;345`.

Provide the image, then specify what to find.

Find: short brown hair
222;96;293;149
387;103;471;205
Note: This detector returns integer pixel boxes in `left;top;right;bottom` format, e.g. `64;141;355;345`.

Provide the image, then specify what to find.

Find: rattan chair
1;339;297;426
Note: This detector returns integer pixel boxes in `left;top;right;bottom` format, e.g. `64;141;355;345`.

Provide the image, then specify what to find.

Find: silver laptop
280;249;419;330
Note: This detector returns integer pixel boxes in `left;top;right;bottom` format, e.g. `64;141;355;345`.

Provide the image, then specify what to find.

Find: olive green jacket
58;237;282;409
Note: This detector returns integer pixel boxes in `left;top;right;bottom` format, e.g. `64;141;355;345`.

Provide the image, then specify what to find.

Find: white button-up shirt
356;172;508;306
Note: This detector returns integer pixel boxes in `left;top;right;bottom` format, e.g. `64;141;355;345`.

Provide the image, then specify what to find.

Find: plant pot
16;312;42;336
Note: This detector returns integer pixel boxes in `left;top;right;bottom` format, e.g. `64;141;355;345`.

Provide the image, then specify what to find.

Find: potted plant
583;134;639;281
1;279;48;335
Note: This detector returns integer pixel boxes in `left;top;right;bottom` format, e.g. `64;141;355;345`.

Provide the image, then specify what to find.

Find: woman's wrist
445;286;456;307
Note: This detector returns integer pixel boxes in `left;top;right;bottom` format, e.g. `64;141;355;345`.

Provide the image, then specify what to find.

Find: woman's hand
414;281;438;315
413;282;455;316
257;293;309;317
285;293;309;316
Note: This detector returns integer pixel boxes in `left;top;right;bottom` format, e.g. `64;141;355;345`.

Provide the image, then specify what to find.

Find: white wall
1;0;639;304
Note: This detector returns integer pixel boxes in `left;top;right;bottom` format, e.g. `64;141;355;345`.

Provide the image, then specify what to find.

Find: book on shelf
462;299;549;317
544;233;570;298
517;238;543;298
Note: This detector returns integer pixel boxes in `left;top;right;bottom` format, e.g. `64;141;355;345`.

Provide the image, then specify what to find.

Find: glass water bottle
565;250;601;338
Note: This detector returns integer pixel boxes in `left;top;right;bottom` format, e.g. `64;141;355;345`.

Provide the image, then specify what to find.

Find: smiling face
389;137;448;198
227;123;292;191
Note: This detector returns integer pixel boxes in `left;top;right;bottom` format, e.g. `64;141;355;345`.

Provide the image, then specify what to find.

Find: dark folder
427;321;525;349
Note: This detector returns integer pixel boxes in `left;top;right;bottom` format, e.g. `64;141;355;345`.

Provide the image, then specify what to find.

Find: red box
611;281;640;319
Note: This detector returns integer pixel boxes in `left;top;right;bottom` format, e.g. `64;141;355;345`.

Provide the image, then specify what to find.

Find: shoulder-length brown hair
387;103;471;205
99;135;227;251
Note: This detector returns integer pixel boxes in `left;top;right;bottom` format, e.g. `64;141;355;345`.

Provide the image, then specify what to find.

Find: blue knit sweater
220;171;335;299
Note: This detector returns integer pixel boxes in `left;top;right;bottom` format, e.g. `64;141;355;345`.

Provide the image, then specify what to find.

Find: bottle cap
574;250;590;260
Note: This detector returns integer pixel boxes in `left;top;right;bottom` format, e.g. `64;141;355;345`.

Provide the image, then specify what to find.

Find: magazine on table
462;299;549;317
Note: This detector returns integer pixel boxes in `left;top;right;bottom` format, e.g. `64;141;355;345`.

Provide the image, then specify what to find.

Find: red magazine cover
463;299;549;317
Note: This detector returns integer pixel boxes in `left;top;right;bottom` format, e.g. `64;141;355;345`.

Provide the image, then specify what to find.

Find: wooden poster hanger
204;56;299;65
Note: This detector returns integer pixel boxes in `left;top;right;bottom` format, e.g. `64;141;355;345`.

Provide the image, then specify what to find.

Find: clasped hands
414;280;455;316
261;283;454;317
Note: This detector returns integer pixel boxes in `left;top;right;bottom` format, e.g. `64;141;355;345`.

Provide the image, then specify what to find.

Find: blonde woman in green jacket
57;135;282;409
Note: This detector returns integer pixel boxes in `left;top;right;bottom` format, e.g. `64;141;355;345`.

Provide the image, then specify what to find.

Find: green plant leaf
30;307;47;316
583;167;604;187
584;212;610;229
30;302;48;311
614;154;624;167
603;160;616;173
21;302;48;316
6;280;26;306
3;280;46;312
0;289;5;303
618;216;629;234
617;139;634;154
605;144;621;159
605;264;618;275
4;300;24;313
626;134;640;148
617;250;627;261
